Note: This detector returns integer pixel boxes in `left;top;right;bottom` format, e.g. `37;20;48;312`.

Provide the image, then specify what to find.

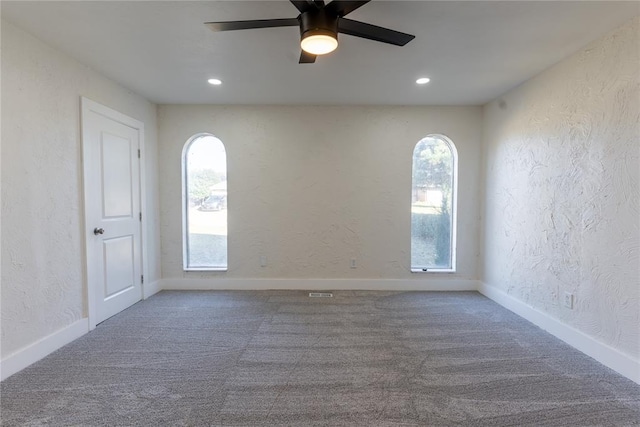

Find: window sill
184;267;228;272
411;268;456;273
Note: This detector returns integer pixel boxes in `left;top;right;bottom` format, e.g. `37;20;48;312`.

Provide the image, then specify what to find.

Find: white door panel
82;98;143;327
101;132;134;218
103;235;135;297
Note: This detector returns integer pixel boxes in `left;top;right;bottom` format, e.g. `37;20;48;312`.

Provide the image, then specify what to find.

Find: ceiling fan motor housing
299;10;339;40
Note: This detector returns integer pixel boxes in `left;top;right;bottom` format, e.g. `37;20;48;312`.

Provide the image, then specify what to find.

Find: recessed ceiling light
416;77;431;85
207;78;222;85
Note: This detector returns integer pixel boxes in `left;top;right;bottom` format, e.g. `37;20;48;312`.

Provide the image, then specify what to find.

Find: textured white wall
1;20;160;358
482;18;639;359
159;105;482;281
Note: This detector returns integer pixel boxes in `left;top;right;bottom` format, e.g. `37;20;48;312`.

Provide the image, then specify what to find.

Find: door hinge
139;212;142;221
138;149;141;158
141;275;144;284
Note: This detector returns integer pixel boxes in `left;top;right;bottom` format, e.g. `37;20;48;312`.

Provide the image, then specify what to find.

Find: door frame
80;97;148;330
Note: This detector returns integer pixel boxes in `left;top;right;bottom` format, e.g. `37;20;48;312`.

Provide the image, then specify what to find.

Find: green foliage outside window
188;168;224;202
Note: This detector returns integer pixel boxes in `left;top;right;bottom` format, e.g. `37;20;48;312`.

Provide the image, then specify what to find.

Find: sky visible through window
187;135;226;174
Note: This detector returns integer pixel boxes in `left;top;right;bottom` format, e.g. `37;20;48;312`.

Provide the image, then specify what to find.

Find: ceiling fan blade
299;50;317;63
326;1;371;17
338;18;415;46
290;0;323;13
206;18;299;32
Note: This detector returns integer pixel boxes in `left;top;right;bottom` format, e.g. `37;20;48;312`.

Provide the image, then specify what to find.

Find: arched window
182;134;227;270
411;135;457;271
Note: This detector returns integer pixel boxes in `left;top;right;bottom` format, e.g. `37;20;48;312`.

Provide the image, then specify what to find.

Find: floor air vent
309;292;333;298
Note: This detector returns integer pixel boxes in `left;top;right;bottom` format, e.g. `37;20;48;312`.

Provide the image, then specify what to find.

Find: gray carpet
1;290;639;426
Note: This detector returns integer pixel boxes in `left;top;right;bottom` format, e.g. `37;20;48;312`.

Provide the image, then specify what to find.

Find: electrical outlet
563;292;573;309
350;258;357;269
260;256;267;267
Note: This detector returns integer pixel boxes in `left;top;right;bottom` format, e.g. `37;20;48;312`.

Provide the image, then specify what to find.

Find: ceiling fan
205;0;415;64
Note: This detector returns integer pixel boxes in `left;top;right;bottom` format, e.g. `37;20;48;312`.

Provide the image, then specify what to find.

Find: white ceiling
2;1;638;105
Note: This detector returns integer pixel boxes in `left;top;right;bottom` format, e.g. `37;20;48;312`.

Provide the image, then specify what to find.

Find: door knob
93;227;105;235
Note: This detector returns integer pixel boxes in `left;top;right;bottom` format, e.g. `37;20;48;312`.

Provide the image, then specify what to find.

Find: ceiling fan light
301;33;338;55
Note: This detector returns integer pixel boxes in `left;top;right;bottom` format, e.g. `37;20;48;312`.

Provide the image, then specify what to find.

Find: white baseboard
143;279;162;299
478;282;640;385
0;318;89;381
160;278;479;291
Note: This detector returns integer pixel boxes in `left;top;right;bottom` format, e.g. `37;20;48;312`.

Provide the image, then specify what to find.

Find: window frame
410;134;458;273
181;133;228;272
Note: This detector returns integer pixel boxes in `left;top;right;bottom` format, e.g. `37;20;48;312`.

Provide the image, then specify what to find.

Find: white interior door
82;98;143;327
